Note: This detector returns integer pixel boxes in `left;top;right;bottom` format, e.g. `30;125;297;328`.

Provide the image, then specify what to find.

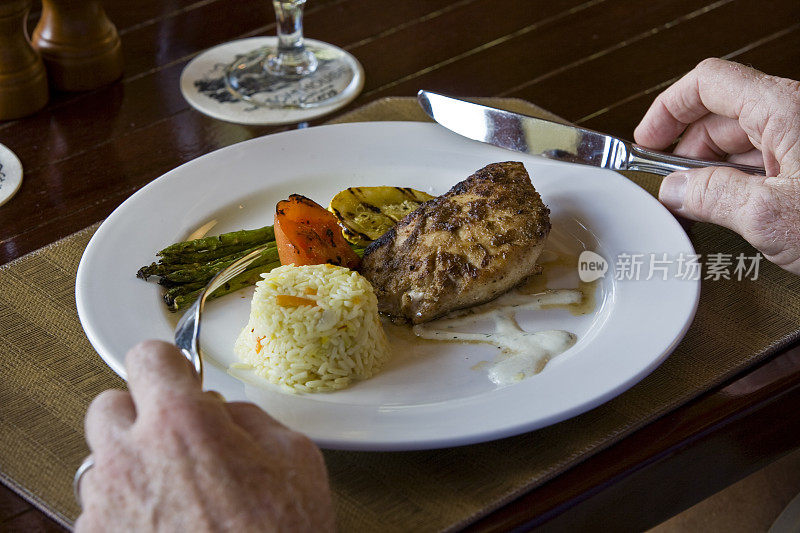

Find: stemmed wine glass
224;0;362;109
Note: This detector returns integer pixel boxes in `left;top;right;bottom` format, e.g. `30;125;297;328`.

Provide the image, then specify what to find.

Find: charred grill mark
324;227;336;246
288;194;318;208
344;226;374;243
361;202;382;213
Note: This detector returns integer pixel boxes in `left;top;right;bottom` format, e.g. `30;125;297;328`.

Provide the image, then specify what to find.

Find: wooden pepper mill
0;0;48;120
32;0;123;92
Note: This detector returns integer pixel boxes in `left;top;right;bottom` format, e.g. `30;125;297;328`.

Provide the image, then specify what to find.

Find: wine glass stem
269;0;317;78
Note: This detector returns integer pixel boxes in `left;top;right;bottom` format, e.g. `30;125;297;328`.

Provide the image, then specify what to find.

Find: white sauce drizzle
412;289;581;385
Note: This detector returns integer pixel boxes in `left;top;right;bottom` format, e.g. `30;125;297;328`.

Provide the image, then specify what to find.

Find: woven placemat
1;97;799;531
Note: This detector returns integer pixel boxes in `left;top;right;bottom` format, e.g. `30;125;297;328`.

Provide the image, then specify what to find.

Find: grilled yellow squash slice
328;186;435;246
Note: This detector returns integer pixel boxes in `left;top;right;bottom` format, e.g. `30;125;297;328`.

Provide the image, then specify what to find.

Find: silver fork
174;244;272;385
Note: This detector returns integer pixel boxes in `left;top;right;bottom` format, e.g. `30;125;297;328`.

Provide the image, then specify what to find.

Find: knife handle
627;144;766;177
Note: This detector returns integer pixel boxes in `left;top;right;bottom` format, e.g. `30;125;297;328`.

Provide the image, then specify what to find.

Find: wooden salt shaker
0;0;48;120
32;0;123;92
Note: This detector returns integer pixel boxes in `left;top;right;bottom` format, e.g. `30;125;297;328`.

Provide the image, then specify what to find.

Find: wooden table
2;0;799;530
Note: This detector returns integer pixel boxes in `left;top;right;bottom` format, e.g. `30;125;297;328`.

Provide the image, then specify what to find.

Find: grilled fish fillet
360;162;550;323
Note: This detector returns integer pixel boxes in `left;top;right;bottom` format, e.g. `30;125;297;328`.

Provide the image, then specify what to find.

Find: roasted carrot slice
274;194;361;269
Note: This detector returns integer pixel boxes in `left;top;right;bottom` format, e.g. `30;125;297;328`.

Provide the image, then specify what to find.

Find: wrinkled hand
634;58;800;274
75;340;334;532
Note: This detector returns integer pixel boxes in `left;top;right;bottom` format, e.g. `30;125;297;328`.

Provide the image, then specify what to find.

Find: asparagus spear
139;225;276;280
137;261;204;280
166;260;281;311
157;225;275;257
157;247;257;264
162;280;206;301
159;244;279;285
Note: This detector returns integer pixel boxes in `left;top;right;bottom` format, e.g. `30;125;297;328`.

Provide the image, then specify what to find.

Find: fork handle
627;144;766;177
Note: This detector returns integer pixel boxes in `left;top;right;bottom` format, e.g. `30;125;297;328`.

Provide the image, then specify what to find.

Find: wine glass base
180;37;365;125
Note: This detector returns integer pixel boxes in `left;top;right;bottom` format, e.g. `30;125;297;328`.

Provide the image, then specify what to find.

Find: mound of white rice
234;264;391;392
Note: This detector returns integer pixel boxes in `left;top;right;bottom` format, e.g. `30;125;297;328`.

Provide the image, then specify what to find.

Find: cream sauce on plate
413;289;582;385
412;250;598;385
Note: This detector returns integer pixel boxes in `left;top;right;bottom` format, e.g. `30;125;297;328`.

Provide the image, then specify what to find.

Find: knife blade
417;90;765;177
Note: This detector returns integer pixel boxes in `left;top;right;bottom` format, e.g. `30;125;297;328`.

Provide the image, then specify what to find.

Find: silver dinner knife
417;90;766;176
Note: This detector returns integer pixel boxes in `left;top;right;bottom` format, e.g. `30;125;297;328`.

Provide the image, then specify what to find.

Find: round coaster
0;144;22;208
180;37;365;126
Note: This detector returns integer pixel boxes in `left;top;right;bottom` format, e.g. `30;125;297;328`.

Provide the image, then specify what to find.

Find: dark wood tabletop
2;0;800;530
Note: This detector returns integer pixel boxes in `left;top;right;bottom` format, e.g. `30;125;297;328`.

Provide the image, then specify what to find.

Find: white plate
76;122;699;451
